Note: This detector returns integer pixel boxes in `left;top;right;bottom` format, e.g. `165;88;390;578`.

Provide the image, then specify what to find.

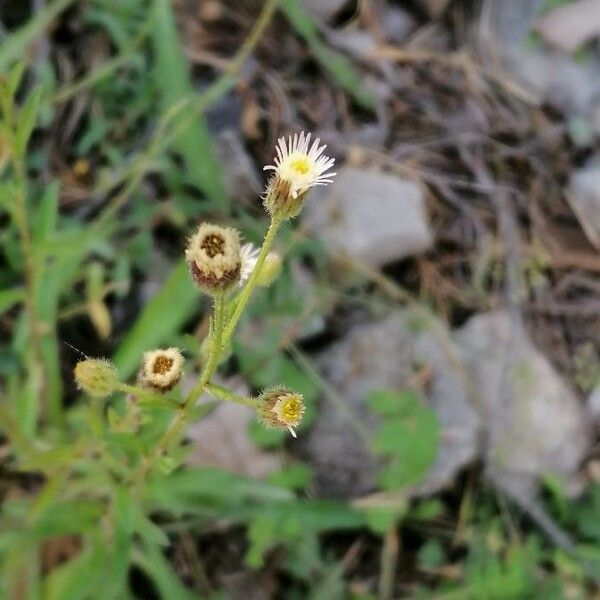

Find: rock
185;377;279;479
413;0;451;18
301;0;347;22
588;385;600;424
484;0;600;116
304;167;433;268
381;6;417;44
535;0;600;53
299;311;479;498
455;311;592;497
568;161;600;249
214;129;262;203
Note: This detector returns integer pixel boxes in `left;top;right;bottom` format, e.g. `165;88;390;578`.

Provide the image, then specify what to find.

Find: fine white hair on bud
74;358;119;398
263;131;336;218
258;387;305;438
185;223;241;294
140;347;184;392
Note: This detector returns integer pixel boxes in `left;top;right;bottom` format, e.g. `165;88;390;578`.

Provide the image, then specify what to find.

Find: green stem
221;216;282;348
205;382;257;407
131;293;226;485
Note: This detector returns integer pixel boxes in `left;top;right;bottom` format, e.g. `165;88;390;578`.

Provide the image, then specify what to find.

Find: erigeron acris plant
75;132;336;472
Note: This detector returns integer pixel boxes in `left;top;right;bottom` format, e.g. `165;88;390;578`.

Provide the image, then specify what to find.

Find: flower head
74;358;119;398
185;223;241;294
263;131;336;218
140;347;184;392
258;387;305;437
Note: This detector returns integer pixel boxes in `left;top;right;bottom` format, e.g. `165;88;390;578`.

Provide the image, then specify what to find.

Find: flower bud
74;358;119;398
258;387;305;437
185;223;241;295
139;347;184;392
256;252;281;287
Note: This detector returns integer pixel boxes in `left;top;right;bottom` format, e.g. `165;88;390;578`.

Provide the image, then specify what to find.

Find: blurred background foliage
1;0;600;598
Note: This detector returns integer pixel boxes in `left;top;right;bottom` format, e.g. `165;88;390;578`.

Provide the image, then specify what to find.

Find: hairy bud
74;359;119;398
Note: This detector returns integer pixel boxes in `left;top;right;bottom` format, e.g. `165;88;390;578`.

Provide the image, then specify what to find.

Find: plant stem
205;382;257;407
131;293;226;485
4;103;49;426
221;216;282;348
378;526;399;600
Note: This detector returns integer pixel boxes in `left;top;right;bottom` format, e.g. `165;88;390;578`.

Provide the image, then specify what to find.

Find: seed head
185;223;241;294
258;387;305;437
263;131;336;219
140;347;184;392
74;358;119;398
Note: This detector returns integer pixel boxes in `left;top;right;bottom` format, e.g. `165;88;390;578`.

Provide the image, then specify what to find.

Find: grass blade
151;0;228;210
112;260;198;378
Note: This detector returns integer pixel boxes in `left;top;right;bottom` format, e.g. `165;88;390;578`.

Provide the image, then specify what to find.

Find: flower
74;358;119;398
258;387;305;437
140;347;184;392
239;242;260;285
263;131;336;218
185;223;241;294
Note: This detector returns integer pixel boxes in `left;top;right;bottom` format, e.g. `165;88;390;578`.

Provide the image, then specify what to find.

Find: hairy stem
221;216;282;348
205;382;257;407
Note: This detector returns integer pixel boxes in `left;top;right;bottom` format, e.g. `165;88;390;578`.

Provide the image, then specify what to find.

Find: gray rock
588;385;600;423
299;311;479;498
455;311;592;497
186;377;279;479
304;167;433;268
483;0;600;116
214;129;261;203
301;0;346;22
568;161;600;249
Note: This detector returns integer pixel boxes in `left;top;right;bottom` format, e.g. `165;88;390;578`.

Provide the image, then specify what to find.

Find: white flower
263;131;336;200
239;242;259;285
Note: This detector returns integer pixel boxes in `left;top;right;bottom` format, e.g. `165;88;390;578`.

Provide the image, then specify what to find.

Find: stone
214;129;262;203
535;0;600;53
185;377;279;479
568;161;600;249
301;0;347;22
304;167;433;268
455;311;592;497
588;385;600;424
483;0;600;116
298;311;479;498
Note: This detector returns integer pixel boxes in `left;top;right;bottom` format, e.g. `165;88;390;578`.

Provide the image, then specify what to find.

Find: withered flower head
185;223;241;294
258;387;305;437
140;347;184;392
263;131;336;219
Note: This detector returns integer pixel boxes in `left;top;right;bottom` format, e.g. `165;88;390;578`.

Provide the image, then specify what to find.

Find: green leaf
151;0;227;208
268;463;312;490
16;86;43;156
43;547;106;600
134;542;199;600
363;501;407;535
0;0;77;73
113;260;198;378
0;288;24;315
279;0;375;111
32;181;60;243
114;487;135;535
417;540;445;570
369;389;440;490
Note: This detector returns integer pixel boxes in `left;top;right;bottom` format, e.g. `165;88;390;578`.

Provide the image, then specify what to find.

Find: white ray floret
239;242;260;285
263;131;337;199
